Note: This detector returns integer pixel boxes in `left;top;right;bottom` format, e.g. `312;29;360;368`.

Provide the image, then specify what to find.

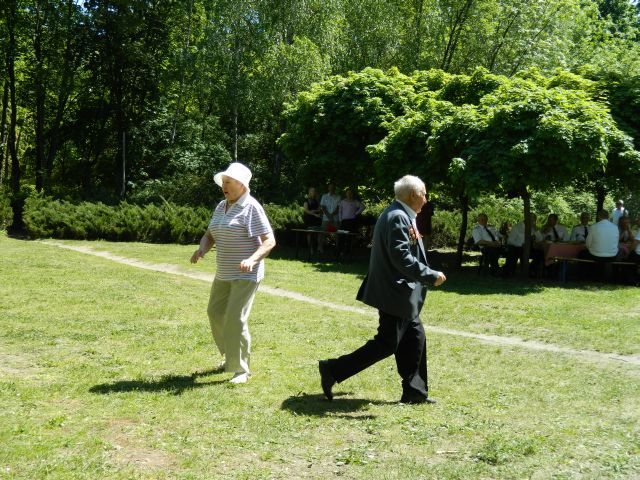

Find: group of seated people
302;183;365;256
472;199;640;280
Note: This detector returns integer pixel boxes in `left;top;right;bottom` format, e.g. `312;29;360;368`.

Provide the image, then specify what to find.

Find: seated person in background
302;187;322;255
618;216;634;243
611;199;629;225
617;216;635;260
472;213;503;276
541;214;569;242
337;187;364;257
570;212;590;242
503;213;543;276
578;209;619;262
499;221;511;243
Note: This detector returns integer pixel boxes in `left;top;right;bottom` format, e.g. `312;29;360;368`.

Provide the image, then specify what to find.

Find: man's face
547;215;557;227
477;215;488;226
407;186;428;214
328;184;335;194
580;213;589;225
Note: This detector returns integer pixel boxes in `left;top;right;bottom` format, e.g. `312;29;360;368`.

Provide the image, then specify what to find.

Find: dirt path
46;241;640;368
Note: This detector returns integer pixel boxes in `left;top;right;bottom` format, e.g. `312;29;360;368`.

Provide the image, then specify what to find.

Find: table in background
544;242;586;266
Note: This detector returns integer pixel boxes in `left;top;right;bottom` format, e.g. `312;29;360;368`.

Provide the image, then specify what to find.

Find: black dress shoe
400;395;437;405
318;360;335;401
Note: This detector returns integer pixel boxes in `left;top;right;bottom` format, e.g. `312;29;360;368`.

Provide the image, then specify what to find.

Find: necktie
484;226;496;242
553;226;559;241
584;226;588;239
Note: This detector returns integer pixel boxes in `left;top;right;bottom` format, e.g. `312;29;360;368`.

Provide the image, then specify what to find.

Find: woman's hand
239;258;257;272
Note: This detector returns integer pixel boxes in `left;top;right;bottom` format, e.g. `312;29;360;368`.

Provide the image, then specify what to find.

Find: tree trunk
596;183;606;214
441;0;475;72
232;103;238;162
522;190;531;278
170;0;193;146
455;195;469;269
33;2;46;192
7;0;23;233
487;7;520;72
412;0;425;69
44;0;76;194
0;80;8;185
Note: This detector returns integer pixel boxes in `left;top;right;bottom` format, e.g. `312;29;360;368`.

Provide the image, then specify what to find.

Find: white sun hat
214;162;252;190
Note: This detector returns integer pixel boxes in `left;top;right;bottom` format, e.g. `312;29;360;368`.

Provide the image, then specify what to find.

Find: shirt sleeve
246;202;273;238
472;226;482;244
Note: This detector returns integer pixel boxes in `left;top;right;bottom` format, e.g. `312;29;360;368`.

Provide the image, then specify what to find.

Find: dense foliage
20;195;308;243
2;1;640;207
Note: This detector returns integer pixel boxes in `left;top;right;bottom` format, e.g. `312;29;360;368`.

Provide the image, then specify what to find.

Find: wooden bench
551;256;638;283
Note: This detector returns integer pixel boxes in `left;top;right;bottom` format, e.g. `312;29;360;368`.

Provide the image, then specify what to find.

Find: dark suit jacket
357;201;440;319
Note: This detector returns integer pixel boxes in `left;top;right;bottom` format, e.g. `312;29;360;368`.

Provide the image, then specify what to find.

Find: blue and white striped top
208;192;273;282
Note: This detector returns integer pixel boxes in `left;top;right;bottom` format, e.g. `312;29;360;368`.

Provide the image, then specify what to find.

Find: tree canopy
1;0;640;229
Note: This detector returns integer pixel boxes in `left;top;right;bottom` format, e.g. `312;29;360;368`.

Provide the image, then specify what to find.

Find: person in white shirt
570;212;591;242
471;213;502;276
611;200;629;225
578;209;619;261
541;214;569;242
318;183;341;253
503;213;543;276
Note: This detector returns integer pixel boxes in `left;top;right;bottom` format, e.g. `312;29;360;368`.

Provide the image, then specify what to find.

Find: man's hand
433;272;446;287
190;249;204;264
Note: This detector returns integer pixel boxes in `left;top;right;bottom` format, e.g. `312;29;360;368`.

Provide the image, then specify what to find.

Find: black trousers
326;310;429;401
481;246;502;274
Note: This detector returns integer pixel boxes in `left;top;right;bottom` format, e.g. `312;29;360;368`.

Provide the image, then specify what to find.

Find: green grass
47;238;640;355
1;234;639;479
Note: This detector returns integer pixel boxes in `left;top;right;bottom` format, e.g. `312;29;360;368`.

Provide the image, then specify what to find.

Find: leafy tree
468;77;639;274
278;67;415;189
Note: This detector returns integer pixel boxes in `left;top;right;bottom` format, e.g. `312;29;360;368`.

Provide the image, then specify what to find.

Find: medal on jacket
409;225;421;246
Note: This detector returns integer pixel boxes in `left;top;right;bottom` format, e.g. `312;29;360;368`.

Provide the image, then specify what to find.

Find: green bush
0;189;12;230
22;196;309;243
20;188;617;247
23;195;210;244
263;203;304;232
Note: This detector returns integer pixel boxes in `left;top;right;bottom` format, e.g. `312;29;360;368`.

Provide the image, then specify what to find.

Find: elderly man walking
319;175;446;404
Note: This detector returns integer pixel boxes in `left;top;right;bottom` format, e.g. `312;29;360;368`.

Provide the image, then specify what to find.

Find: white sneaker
229;373;249;384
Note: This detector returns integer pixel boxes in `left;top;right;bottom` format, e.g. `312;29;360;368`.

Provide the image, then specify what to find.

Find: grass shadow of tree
89;368;225;396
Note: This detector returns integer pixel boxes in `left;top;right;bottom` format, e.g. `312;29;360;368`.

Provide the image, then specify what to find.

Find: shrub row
23;196;211;244
22;196;306;244
19;190;604;246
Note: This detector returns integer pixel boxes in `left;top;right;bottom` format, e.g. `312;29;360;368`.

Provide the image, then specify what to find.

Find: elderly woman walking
191;162;276;383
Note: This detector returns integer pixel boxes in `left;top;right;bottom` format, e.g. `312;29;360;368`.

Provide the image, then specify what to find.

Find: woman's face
221;176;246;203
308;187;317;198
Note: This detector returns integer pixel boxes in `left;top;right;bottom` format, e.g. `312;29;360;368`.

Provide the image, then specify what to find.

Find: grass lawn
1;234;639;479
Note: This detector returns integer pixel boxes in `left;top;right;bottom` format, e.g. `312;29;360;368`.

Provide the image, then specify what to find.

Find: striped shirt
207;192;273;282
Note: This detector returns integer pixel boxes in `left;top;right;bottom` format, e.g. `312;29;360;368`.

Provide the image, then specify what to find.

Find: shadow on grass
89;368;225;396
275;246;634;296
270;245;370;278
280;392;396;419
